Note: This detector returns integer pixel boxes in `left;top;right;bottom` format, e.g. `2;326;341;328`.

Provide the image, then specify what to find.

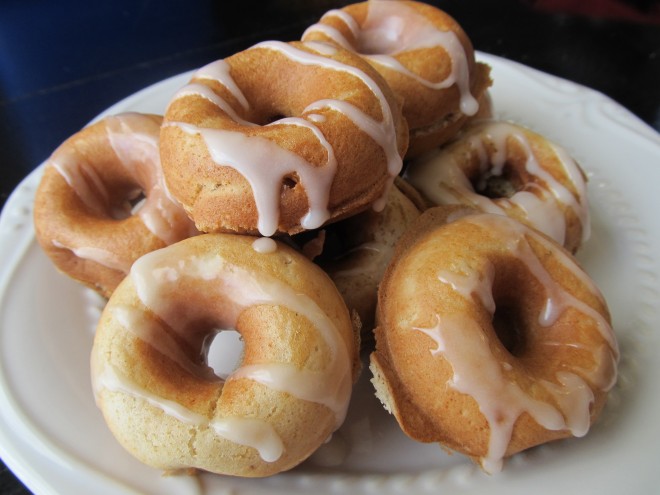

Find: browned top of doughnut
34;113;194;297
371;206;617;470
92;233;361;476
161;41;408;236
406;120;590;252
303;1;492;131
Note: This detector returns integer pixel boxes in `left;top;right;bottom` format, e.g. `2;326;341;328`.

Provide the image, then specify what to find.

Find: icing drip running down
412;214;617;473
252;237;278;254
168;122;337;237
51;240;132;273
194;59;251;110
407;121;590;247
94;242;353;461
303;1;479;115
105;116;196;245
265;40;403;205
169;59;254;126
167;41;403;236
95;364;285;462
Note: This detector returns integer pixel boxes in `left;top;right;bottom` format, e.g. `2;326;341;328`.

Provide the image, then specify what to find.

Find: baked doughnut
160;40;409;236
405;120;590;252
91;233;360;477
33;112;197;297
371;206;618;473
302;0;492;157
318;178;424;335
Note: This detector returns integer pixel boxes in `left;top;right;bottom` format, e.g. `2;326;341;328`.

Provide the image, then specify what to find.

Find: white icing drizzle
307;113;327;123
171;82;255;127
167;41;403;235
194;59;250;110
526;227;618;357
371;177;394;213
51;149;110;217
415;314;566;474
479;214;617;355
412;213;617;473
262;40;402;179
97;243;353;456
538;371;594;437
251;237;277;254
437;261;496;314
303;24;353;50
325;9;360;37
304;97;401;178
50;113;196;248
230;361;349;426
301;9;360;50
303;39;338;56
269;116;338;230
304;1;479;115
51;240;132;272
104;114;196;245
211;417;284;463
551;142;592;242
95;364;207;424
407;121;590;248
168;122;334;237
110;304;217;379
169;59;253;125
95;364;284;462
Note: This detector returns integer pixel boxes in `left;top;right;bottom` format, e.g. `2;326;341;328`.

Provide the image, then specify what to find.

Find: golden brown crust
318;180;423;337
302;1;493;158
371;206;617;469
33;113;187;297
92;233;360;477
405;64;493;158
161;41;408;236
406;120;590;253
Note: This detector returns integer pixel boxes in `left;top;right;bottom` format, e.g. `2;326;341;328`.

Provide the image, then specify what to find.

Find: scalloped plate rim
0;52;659;495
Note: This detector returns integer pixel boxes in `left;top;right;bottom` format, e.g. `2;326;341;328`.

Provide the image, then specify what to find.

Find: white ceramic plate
1;52;659;495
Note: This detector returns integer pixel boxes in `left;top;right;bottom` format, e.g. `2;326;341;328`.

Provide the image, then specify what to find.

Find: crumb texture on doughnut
33;112;196;297
406;120;590;252
302;0;493;156
318;178;423;336
91;233;360;477
371;207;618;473
160;40;408;236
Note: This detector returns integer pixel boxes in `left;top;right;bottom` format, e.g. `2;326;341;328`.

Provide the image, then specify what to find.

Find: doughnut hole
108;187;147;220
266;114;287;124
458;133;537;201
489;256;546;360
205;329;245;380
468;162;522;200
491;305;526;357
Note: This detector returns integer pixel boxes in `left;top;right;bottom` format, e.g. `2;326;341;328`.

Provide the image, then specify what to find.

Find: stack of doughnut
32;0;618;479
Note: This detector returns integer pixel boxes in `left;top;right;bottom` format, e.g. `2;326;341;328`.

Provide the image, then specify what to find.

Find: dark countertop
1;0;658;493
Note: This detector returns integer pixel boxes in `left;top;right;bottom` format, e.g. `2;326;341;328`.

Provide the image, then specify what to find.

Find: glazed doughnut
91;233;360;477
370;206;618;473
302;0;492;157
405;120;590;253
33;112;197;297
317;178;424;335
160;40;408;236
